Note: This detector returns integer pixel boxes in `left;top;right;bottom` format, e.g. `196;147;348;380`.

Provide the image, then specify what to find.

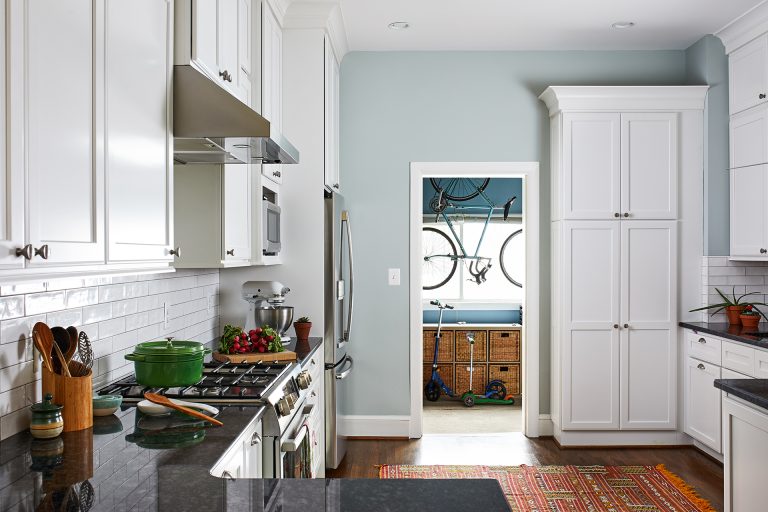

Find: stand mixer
242;281;294;340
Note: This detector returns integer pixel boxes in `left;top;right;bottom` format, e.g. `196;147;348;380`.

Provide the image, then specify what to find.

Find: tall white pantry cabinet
540;86;707;445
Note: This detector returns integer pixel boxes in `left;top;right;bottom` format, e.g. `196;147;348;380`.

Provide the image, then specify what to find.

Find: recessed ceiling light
611;21;636;29
388;21;410;30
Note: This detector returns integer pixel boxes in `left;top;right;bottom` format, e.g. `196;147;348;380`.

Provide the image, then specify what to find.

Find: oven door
278;403;314;478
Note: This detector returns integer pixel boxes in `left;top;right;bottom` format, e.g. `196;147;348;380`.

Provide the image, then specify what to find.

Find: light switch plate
388;268;400;286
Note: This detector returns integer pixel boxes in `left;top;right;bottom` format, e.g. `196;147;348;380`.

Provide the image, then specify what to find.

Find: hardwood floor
327;433;724;511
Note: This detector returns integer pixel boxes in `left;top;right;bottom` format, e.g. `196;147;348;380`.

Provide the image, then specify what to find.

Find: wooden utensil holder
42;365;93;432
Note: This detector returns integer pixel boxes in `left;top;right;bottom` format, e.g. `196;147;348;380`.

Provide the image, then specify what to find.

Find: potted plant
294;316;312;342
740;305;763;330
690;287;768;326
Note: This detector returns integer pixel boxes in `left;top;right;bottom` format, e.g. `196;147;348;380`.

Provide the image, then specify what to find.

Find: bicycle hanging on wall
422;177;523;290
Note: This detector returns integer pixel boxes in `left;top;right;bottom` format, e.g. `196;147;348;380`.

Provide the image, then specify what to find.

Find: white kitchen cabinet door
218;0;239;98
105;0;173;263
261;2;282;185
237;0;252;105
324;37;340;193
562;113;621;219
620;113;678;219
722;397;768;512
222;165;252;263
684;358;721;452
561;222;620;429
22;0;105;266
730;165;768;258
0;1;24;270
191;0;219;81
620;221;677;430
729;34;768;116
730;105;768;169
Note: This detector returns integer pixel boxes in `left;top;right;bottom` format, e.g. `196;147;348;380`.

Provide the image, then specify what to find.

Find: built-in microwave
262;193;281;256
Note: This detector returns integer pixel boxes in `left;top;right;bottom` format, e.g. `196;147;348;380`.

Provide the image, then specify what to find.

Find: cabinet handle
623;213;629;218
311;391;317;397
34;245;49;260
251;432;261;446
698;337;706;344
15;244;32;260
226;249;235;256
697;363;705;370
272;171;281;177
614;212;620;218
760;93;766;99
169;247;181;257
219;70;233;83
310;358;316;366
761;248;767;254
334;183;340;189
613;324;619;329
221;470;235;480
624;323;629;329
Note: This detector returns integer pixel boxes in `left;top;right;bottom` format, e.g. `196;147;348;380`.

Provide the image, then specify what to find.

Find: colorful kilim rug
378;464;716;511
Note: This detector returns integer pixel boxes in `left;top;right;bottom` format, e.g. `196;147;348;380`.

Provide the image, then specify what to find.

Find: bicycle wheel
499;228;523;288
430;178;490;201
422;227;458;290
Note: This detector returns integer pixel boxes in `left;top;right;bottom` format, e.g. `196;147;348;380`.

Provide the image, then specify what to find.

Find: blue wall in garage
422;177;523;215
340;49;689;418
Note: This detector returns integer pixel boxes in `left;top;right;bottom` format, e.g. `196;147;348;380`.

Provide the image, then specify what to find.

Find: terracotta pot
294;322;312;342
740;314;760;330
726;305;746;325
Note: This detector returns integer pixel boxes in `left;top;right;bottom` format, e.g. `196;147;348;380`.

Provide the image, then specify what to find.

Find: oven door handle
281;404;314;452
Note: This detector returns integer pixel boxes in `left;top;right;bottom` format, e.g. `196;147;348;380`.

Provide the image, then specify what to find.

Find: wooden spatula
143;392;223;426
32;323;55;373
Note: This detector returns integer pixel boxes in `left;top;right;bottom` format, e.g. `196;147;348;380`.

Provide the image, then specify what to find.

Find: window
422;219;524;304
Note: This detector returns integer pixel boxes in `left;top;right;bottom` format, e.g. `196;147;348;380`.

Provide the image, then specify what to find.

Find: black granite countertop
714;379;768;412
679;322;768;350
291;337;323;367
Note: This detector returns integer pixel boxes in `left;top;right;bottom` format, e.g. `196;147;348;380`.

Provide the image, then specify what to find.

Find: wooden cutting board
212;350;297;363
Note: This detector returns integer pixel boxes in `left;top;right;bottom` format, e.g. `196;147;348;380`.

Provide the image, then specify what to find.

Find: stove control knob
297;370;312;390
277;398;291;417
286;393;296;408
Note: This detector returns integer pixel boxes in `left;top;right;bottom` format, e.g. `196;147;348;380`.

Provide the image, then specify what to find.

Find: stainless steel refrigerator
324;191;354;469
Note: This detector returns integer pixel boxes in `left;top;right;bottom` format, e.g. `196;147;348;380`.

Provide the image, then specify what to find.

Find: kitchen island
714;378;768;512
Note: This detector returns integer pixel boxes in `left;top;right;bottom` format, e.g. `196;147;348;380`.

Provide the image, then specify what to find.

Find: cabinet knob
697;363;705;370
14;244;32;260
760;93;766;99
219;70;233;83
272;170;281;177
761;248;767;254
334;183;340;189
34;245;49;260
251;432;261;446
623;212;629;218
169;247;181;257
613;324;619;329
221;470;235;480
698;337;706;344
623;323;629;329
226;249;235;256
614;212;620;218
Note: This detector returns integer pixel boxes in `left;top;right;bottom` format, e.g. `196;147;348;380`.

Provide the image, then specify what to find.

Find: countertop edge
679;322;768;350
714;379;768;412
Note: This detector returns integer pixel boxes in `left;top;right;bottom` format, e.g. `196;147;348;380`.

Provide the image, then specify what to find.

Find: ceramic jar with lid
30;393;63;439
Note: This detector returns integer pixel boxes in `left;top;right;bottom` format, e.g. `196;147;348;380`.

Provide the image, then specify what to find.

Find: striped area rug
379;464;716;511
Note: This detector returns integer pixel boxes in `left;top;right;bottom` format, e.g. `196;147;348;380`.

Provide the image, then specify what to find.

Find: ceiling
338;0;766;51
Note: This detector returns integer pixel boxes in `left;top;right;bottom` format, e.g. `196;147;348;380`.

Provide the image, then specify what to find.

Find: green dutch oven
125;337;211;387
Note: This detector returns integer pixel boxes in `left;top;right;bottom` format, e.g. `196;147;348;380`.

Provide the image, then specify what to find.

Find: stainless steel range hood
173;65;299;165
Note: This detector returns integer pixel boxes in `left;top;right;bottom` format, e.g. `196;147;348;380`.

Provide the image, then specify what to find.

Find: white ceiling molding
283;2;349;60
266;0;289;26
539;86;709;115
716;0;768;53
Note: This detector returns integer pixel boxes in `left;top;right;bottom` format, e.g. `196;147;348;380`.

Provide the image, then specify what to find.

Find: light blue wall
340;50;687;417
422;309;521;325
685;36;729;256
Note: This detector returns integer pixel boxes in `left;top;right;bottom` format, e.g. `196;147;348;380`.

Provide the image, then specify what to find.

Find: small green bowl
93;394;123;417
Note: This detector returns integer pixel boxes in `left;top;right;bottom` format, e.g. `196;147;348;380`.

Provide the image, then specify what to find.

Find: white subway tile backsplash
726;276;765;286
701;256;768;320
0;268;219;439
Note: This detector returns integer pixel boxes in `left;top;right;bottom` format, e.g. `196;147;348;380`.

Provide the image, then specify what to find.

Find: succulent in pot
294;316;312;342
689;287;768;326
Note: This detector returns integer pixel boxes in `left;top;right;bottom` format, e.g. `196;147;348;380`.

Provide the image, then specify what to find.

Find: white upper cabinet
237;0;253;105
730;165;768;258
105;0;173;263
324;36;340;192
730;105;768;169
262;1;283;185
21;0;105;267
222;165;252;263
560;112;677;220
729;34;768;115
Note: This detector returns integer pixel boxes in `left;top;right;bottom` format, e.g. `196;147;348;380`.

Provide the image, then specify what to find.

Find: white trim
409;162;540;439
716;0;768;54
282;2;349;60
538;414;554;436
538;86;709;115
340;415;411;437
554;428;689;446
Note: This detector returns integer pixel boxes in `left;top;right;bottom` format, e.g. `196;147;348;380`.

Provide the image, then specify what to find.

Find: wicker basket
454;364;487;394
423;330;454;362
489;364;521;396
454;330;487;362
489;330;521;362
423;364;454;393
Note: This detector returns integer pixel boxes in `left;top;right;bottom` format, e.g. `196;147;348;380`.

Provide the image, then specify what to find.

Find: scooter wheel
424;381;441;402
463;394;475;407
486;380;507;400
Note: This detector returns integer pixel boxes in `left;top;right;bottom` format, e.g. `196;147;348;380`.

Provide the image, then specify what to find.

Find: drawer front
722;367;754;380
722;340;755;376
754;349;768;379
685;331;722;365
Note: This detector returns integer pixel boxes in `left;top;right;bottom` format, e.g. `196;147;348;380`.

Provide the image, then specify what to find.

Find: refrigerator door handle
335;355;354;380
342;211;354;344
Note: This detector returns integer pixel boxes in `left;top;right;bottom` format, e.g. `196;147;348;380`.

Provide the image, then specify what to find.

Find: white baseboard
340;415;411;437
692;439;724;462
554;427;689;447
538;414;554;436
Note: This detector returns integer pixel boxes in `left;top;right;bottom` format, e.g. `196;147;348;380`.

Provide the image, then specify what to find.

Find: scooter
424;300;456;401
460;331;516;407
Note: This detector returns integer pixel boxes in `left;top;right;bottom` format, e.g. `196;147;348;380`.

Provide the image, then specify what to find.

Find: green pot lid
31;393;62;412
130;338;208;360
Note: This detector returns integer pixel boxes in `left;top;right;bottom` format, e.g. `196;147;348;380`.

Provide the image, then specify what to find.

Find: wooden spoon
65;326;78;362
32;323;55;373
143;393;223;427
50;327;71;374
52;342;71;377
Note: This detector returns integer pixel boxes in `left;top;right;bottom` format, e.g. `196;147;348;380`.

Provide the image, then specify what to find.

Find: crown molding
715;0;768;54
539;86;709;115
283;2;349;60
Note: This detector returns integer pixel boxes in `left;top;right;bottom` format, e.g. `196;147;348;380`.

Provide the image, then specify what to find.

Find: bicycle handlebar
429;300;454;310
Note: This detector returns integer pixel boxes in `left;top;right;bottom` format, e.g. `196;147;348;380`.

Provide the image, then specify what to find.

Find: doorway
409;162;540;439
